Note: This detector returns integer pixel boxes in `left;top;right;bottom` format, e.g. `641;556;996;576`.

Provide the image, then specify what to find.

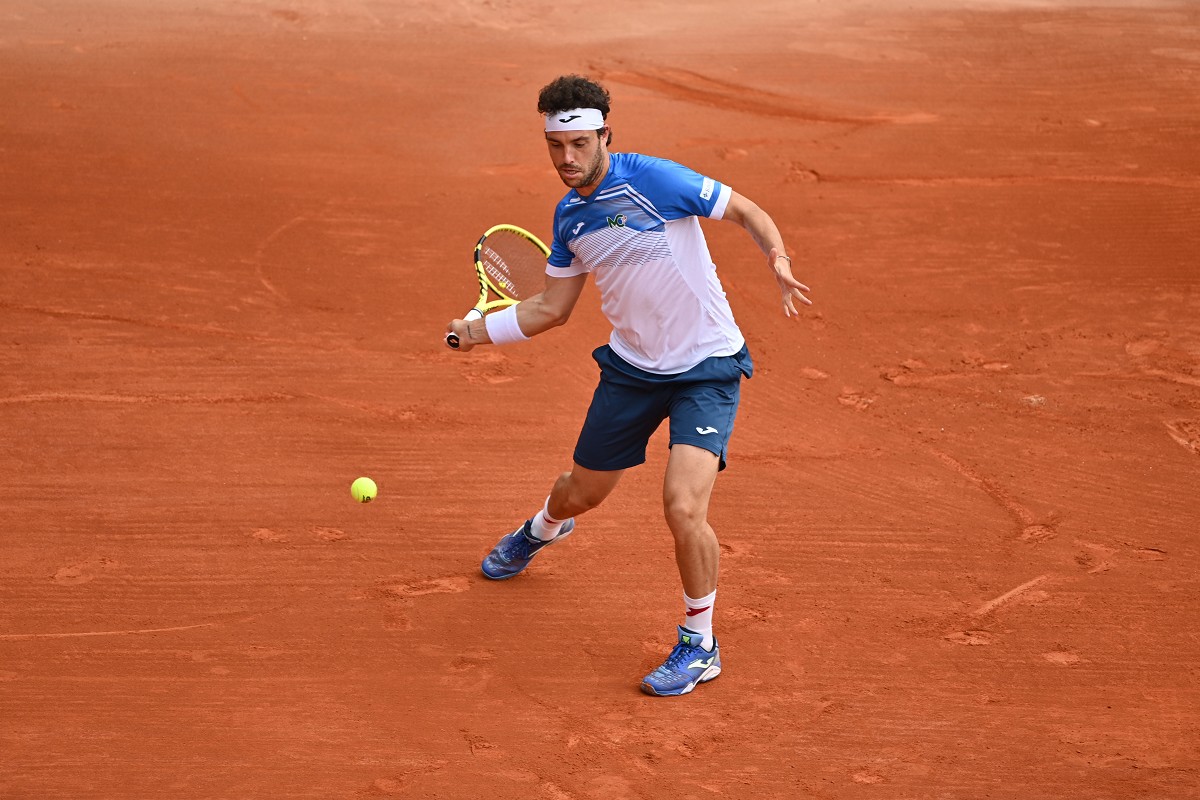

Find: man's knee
663;492;707;534
557;469;612;512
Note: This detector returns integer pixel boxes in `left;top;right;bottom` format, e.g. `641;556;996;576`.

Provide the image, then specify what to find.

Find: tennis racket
445;224;551;349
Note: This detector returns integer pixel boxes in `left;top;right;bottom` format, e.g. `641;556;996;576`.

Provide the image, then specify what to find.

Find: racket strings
481;231;548;301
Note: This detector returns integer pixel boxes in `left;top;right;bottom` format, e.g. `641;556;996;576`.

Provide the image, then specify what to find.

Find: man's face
545;128;608;194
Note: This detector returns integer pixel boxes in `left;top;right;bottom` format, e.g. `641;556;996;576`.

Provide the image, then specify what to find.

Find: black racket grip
446;309;482;350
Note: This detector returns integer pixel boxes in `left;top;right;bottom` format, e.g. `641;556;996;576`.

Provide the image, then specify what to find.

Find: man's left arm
721;191;813;318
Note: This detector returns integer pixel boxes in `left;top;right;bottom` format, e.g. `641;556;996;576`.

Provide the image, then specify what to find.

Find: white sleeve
709;184;733;220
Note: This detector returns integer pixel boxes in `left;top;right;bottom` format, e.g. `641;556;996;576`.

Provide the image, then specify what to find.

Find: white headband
544;107;605;132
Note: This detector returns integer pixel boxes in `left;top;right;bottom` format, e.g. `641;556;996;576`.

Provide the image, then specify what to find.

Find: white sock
683;589;717;651
528;497;566;541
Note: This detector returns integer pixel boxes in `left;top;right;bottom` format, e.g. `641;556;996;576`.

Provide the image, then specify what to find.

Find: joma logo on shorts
606;213;627;228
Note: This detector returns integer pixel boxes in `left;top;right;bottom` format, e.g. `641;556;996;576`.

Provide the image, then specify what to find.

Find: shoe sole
480;523;574;581
640;664;721;697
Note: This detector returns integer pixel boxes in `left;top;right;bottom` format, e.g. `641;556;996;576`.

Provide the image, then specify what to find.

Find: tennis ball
351;476;377;503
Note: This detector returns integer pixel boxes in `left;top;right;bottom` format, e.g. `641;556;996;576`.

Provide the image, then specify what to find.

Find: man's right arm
514;272;589;335
448;273;589;350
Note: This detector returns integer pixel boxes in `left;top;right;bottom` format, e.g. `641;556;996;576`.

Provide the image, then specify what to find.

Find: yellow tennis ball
350;476;377;503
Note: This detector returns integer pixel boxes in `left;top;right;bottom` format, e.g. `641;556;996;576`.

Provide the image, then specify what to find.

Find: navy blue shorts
573;344;754;472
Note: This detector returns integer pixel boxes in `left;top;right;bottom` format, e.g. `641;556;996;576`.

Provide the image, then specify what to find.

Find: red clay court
2;1;1198;797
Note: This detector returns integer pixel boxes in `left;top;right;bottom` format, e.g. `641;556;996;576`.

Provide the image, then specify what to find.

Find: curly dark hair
537;74;610;116
537;74;613;145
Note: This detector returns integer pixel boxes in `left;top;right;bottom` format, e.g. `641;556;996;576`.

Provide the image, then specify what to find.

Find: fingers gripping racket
445;224;551;349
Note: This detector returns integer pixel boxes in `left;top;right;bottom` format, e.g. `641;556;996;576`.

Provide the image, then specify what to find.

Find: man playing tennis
445;74;811;696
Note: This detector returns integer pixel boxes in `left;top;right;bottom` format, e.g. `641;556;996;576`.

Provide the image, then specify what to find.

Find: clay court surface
2;0;1199;797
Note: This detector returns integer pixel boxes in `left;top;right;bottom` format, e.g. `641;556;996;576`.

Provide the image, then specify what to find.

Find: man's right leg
481;463;623;580
547;462;624;521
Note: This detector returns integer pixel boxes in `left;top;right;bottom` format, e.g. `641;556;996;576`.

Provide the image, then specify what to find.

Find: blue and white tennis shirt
548;152;744;375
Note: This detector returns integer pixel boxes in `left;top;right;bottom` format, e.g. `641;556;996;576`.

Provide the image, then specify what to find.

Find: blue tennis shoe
481;518;575;580
641;626;722;696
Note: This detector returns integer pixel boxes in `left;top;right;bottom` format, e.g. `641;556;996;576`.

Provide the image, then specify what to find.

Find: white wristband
484;304;529;345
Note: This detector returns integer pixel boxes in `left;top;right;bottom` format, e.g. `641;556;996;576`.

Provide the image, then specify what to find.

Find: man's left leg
663;444;721;601
641;444;723;696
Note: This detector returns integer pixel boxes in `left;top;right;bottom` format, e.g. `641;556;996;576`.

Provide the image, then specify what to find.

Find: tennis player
445;74;811;696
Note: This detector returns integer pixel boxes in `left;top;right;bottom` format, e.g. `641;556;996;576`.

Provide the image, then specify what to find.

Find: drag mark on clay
368;760;447;795
0;301;334;348
599;66;896;125
1074;540;1116;574
373;577;470;632
312;527;347;542
972;574;1052;617
251;213;312;304
382;577;470;598
0;609;279;641
1043;650;1084;666
0;302;239;339
541;780;578;800
926;447;1056;542
821;173;1200;189
251;205;384;305
943;630;994;646
1077;369;1200;389
1164;419;1200;454
306;393;420;421
837;388;877;410
462;729;496;755
1142;370;1200;389
52;557;119;585
0;391;296;406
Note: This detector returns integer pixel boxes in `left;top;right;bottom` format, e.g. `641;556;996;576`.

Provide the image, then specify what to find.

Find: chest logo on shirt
572;221;585;235
606;213;628;228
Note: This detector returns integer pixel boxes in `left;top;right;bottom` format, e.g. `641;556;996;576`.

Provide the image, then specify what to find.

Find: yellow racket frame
464;224;551;319
446;224;550;348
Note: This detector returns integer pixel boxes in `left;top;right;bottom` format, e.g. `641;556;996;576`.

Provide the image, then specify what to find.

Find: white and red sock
683;589;717;651
528;497;566;541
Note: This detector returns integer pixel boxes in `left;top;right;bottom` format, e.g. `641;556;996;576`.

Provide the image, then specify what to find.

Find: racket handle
445;309;484;350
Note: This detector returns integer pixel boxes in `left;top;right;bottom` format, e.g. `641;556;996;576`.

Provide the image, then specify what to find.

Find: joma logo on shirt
606;213;628;228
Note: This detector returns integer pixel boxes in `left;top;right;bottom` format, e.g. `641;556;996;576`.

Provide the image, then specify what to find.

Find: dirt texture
2;1;1198;798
